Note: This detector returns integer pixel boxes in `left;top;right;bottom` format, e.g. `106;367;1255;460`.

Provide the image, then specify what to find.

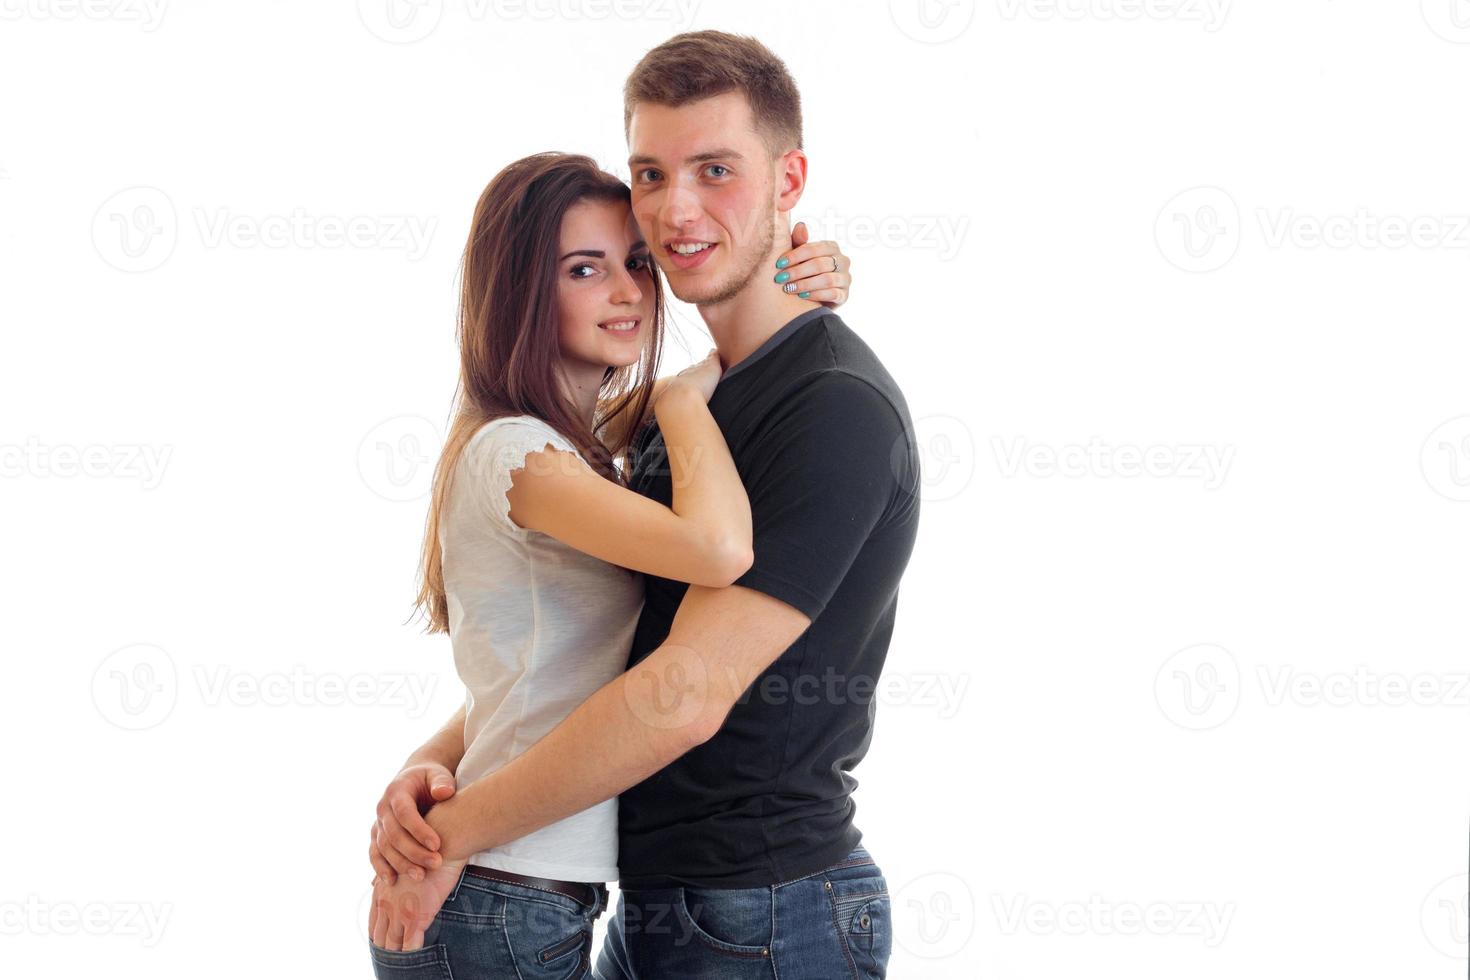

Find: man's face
627;91;787;306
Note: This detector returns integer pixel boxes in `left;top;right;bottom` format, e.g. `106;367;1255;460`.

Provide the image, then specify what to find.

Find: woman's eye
626;255;649;272
570;263;596;279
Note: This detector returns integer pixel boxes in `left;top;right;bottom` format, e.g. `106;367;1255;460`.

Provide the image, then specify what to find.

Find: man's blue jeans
594;846;891;979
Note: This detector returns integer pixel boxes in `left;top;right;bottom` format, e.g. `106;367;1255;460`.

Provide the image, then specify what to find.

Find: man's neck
698;279;823;373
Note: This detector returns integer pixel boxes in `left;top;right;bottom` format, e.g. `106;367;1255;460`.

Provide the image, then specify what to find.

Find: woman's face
555;198;655;372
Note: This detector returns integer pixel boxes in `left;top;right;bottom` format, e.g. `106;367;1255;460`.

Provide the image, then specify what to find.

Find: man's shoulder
775;314;913;430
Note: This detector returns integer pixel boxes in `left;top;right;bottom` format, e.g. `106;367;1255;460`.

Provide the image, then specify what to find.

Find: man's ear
775;148;808;212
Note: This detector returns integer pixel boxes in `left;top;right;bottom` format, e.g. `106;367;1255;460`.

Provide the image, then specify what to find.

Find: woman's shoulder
464;415;583;473
458;415;584;536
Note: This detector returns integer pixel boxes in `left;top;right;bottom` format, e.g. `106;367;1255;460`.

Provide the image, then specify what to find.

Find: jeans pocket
829;875;891;980
492;883;596;980
367;939;454;979
532;923;594;979
676;887;773;958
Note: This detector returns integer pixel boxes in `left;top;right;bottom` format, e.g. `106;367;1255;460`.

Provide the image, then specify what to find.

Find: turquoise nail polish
799;291;810;299
775;257;790;269
774;271;791;283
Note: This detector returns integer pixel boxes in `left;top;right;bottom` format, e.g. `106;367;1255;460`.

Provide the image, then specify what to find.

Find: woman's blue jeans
368;867;607;979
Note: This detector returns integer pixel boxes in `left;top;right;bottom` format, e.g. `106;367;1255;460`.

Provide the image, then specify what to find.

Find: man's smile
663;237;718;270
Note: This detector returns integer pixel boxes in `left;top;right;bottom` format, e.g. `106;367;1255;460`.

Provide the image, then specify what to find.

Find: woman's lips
598;317;641;337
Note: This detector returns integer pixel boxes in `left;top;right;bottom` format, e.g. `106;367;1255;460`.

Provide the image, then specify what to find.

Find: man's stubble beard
666;212;775;308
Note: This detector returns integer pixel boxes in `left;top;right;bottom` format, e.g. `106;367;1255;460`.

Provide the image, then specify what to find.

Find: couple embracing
366;30;920;980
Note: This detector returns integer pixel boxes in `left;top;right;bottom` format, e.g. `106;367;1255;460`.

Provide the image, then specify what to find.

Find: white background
2;1;1467;977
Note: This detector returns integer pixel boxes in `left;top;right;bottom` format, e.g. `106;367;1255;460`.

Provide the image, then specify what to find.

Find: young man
370;32;920;977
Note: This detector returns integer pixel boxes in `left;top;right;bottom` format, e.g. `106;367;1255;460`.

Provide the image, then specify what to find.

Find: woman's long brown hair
415;152;665;633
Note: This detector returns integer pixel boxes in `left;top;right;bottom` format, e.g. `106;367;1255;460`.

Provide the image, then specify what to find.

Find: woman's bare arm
508;379;752;587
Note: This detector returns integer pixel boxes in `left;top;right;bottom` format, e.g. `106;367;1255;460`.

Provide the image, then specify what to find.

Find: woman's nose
609;265;643;305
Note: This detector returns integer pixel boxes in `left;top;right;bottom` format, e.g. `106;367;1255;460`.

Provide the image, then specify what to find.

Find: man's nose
659;181;701;230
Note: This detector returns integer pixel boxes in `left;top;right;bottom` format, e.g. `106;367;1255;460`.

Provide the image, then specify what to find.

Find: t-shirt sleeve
463;419;581;535
732;371;908;621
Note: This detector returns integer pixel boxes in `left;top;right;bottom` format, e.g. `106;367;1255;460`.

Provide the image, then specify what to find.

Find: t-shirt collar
717;306;830;385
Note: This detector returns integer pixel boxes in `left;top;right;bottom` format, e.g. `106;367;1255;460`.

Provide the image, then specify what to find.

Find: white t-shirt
440;414;645;882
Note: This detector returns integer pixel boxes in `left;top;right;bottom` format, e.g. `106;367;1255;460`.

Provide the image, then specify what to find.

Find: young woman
365;152;852;979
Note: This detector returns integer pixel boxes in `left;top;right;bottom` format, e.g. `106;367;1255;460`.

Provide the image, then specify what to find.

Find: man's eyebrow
628;147;746;168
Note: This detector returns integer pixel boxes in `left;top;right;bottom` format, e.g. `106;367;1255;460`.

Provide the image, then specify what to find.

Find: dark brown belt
463;864;607;911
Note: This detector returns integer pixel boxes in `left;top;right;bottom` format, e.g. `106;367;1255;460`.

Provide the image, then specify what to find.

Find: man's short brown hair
623;31;803;158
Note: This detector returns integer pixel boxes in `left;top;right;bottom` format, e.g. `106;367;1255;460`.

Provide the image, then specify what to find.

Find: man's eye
570;263;596;278
705;164;729;178
637;168;661;183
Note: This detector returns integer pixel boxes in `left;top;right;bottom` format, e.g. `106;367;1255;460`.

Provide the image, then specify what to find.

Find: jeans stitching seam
823;875;861;980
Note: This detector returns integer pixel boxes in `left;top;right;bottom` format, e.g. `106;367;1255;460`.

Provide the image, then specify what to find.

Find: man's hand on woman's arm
368;703;466;885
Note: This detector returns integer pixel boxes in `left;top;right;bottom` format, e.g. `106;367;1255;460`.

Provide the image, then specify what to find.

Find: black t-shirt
618;307;922;889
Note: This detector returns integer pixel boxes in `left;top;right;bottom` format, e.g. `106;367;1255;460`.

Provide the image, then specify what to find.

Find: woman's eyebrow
560;249;605;261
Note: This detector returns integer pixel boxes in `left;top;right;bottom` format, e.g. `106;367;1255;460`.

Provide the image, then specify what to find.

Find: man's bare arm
424;585;811;863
